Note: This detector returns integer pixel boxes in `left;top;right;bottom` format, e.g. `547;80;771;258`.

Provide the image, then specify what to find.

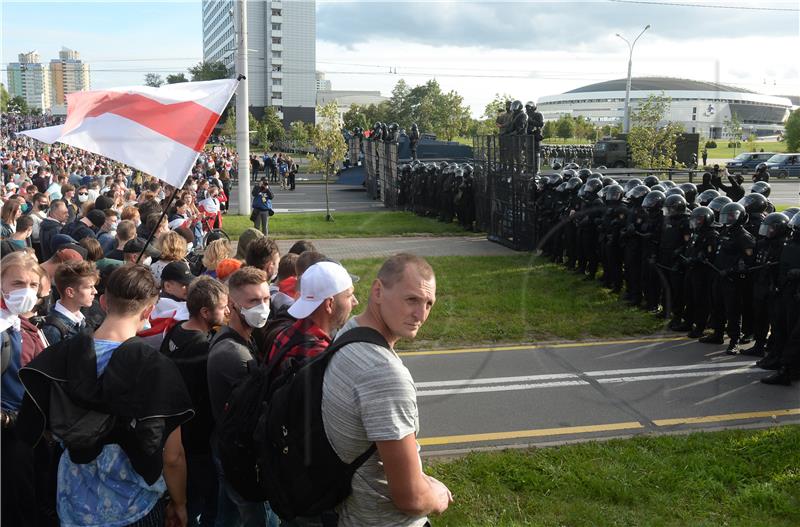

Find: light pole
235;0;251;216
616;24;650;134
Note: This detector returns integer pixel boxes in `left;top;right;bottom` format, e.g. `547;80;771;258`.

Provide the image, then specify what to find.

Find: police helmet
625;184;650;202
511;100;523;112
663;194;688;217
661;180;677;189
783;207;799;220
666;187;686;198
602;184;625;204
525;101;536;111
689;206;715;231
738;193;768;215
565;163;580;170
548;173;564;187
580;178;604;198
719;202;748;227
679;183;698;203
623;178;643;193
751;181;771;198
642;190;666;210
643;175;660;188
708;196;733;221
786;210;800;238
755;162;768;173
758;212;789;239
697;189;721;207
578;168;593;180
562;169;576;180
566;176;583;191
602;176;616;187
552;162;562;170
651;184;667;193
556;182;568;193
596;165;608;171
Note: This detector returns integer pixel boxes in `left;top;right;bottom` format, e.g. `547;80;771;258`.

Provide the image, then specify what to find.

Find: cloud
317;1;798;50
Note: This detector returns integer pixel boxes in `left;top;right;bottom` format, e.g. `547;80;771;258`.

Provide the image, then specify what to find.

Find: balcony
271;43;283;52
271;1;282;8
271;57;283;65
272;30;282;38
271;70;283;79
271;15;282;23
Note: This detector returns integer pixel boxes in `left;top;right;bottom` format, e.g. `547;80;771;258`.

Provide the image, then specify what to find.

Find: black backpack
216;326;316;502
257;326;389;520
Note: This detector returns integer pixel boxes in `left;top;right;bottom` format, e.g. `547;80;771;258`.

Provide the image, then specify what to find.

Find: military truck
593;133;700;168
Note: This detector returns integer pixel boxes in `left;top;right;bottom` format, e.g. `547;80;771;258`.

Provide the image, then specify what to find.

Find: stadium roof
565;77;756;95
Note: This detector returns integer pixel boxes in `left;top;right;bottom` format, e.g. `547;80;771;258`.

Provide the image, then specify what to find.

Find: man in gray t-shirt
321;254;452;526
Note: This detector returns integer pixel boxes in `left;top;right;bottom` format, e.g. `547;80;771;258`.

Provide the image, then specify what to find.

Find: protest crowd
1;114;452;527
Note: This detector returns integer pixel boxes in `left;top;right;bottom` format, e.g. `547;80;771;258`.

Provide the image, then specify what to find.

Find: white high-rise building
6;51;51;112
315;71;331;91
50;47;91;115
202;0;316;125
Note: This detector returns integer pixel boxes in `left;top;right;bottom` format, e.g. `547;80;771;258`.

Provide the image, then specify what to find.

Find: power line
608;0;799;11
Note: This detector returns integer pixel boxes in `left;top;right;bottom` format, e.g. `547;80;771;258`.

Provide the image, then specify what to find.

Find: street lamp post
616;24;650;134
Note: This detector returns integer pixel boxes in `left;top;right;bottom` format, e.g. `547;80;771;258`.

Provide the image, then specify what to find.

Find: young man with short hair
322;254;452;526
162;276;229;526
138;260;194;349
97;209;119;254
17;264;194;527
207;267;277;527
106;219;136;260
41;260;98;345
245;237;280;282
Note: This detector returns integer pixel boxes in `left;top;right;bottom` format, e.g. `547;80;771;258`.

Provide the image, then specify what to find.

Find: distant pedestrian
701;147;708;166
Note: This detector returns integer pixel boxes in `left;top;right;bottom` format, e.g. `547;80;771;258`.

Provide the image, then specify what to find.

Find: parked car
725;152;775;174
764;153;800;178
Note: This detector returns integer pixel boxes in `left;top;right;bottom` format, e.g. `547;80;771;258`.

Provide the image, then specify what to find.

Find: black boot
699;332;724;344
740;341;766;357
725;340;741;355
760;367;793;386
756;354;781;370
687;326;705;339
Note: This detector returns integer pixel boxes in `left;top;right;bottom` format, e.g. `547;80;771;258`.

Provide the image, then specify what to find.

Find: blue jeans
186;451;218;527
211;447;279;527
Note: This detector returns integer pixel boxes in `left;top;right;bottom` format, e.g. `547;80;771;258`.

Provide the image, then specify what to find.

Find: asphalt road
229;182;381;213
404;337;800;456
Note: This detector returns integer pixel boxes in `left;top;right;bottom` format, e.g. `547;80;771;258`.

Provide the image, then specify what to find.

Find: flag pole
135;185;181;264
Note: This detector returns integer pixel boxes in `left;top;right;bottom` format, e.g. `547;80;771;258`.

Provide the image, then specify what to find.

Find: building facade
202;0;316;126
315;89;388;123
538;77;793;139
49;47;91;115
6;51;51;112
315;71;331;91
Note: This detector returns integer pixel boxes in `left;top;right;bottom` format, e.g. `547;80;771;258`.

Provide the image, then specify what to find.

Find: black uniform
708;225;756;346
750;235;785;354
600;203;627;292
684;226;719;335
658;214;692;327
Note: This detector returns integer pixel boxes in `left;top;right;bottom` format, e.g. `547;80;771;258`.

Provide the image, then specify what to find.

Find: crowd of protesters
1;115;450;527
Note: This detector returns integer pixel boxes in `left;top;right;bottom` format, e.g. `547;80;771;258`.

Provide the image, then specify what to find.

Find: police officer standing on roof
409;123;420;161
525;101;544;173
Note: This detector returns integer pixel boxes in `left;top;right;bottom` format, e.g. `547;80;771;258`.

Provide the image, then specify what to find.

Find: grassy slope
427;426;800;526
222;211;472;240
343;255;663;349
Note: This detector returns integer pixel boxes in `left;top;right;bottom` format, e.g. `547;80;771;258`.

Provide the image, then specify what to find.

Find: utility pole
235;0;251;215
616;24;650;134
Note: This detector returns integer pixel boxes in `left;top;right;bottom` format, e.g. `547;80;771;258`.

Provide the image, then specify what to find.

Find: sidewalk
233;235;518;260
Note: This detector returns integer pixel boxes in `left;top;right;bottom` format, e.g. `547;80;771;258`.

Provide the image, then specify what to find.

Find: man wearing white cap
266;261;357;378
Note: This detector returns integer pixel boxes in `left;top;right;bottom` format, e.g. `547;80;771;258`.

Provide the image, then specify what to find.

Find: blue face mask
20;202;31;214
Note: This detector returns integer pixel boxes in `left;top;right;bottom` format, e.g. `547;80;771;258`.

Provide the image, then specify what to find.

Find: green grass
342;255;663;349
223;211;472;239
703;140;787;161
426;426;800;526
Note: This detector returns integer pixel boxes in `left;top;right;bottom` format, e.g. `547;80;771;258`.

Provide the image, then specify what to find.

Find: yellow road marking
418;421;644;446
653;408;800;426
398;337;688;357
419;408;800;447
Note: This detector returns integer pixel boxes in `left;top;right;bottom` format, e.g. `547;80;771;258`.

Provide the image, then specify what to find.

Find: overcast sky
3;1;798;117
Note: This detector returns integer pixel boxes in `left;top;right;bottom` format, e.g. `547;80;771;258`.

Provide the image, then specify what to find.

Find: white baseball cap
288;261;353;319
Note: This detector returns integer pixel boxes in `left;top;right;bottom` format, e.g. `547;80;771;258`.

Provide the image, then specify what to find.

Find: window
272;51;281;58
272;79;281;86
272;37;281;44
272;9;281;16
272;23;281;30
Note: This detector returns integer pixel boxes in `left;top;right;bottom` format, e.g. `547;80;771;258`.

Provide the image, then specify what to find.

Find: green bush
727;141;742;148
705;140;717;148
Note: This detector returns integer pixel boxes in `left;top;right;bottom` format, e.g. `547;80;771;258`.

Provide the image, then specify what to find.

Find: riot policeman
599;184;627;292
639;190;666;312
684;206;719;338
409;123;421;160
621;184;650;306
576;179;605;280
753;162;770;182
562;176;583;268
697;189;720;207
659;194;692;330
760;213;800;384
700;202;756;354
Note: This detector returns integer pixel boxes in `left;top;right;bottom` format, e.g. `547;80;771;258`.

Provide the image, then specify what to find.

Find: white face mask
240;302;270;328
142;256;152;266
186;242;194;253
78;194;89;203
3;287;38;315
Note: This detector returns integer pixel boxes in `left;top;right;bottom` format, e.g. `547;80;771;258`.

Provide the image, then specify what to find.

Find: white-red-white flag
21;79;238;188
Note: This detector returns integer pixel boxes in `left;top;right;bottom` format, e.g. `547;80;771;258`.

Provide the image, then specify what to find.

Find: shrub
705;140;717;148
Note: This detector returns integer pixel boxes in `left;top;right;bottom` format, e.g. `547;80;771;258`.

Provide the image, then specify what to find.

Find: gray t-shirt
207;326;257;424
322;317;427;527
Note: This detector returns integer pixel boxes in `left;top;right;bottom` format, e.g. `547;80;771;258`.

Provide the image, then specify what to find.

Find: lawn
342;255;663;349
222;211;473;239
703;140;787;161
426;425;800;526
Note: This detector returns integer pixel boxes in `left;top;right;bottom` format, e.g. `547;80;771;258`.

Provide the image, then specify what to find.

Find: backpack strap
43;313;71;340
1;330;11;375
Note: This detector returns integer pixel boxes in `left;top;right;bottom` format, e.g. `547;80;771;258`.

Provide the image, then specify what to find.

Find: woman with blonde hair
0;198;22;239
151;230;188;284
201;238;231;279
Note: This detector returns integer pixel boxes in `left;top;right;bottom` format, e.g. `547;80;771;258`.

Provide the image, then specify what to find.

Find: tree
542;120;556;140
482;93;514;120
261;106;285;145
556;116;575;142
166;73;188;84
723;111;743;156
627;94;685;168
342;103;369;131
0;83;9;113
308;101;347;221
144;73;164;87
289;120;310;148
220;108;236;141
8;95;29;114
188;61;229;81
785;108;800;152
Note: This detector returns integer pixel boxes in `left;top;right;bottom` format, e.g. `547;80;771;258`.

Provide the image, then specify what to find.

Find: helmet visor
720;210;743;226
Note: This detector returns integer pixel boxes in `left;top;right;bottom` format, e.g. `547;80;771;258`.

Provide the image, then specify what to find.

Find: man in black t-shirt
161;276;230;526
